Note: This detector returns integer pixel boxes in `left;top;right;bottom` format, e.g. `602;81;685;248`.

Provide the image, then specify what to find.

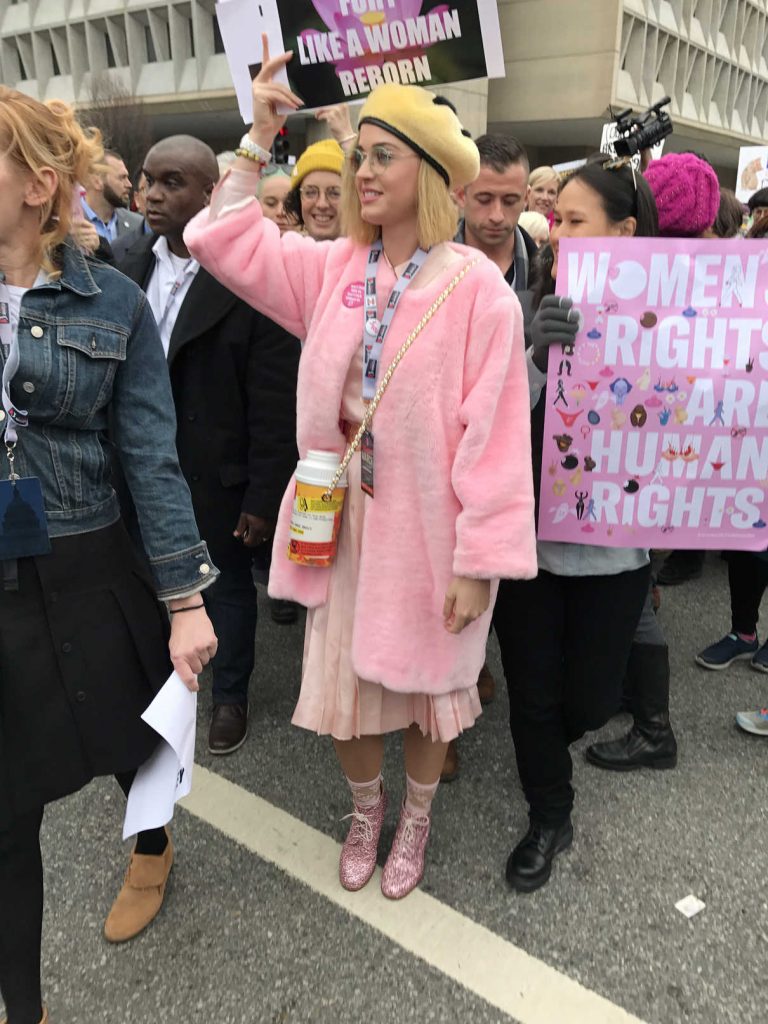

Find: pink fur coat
185;171;536;695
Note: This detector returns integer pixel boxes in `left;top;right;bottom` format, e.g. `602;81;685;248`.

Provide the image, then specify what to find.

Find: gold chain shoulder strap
323;257;482;499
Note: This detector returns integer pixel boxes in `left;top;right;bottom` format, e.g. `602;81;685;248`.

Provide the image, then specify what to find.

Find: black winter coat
117;234;300;571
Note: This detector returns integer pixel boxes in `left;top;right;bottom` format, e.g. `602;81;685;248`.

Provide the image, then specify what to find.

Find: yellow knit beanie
358;83;479;189
290;139;345;188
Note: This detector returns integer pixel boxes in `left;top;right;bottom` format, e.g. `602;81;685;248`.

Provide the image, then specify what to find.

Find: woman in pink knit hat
185;41;537;899
644;152;720;239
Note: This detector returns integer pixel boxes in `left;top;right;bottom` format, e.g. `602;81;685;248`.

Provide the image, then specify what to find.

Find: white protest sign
216;0;290;124
217;0;506;120
736;145;768;204
553;158;586;175
123;672;197;839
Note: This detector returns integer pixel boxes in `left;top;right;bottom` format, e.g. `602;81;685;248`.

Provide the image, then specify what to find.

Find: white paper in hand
123;671;197;840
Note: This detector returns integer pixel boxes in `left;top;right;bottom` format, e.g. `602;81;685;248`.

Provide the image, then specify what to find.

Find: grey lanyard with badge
0;271;52;574
360;238;429;496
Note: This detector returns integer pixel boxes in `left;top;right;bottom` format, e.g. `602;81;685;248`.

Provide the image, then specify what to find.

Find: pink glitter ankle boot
339;790;388;892
380;802;431;900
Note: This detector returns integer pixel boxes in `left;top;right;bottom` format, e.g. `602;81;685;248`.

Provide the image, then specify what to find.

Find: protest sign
736;145;768;203
538;237;768;552
216;0;505;121
552;158;586;176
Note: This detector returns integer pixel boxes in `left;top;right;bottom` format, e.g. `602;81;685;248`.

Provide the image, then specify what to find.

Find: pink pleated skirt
291;452;482;742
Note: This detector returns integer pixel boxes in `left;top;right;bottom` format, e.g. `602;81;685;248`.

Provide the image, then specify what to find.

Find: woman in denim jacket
0;90;218;1024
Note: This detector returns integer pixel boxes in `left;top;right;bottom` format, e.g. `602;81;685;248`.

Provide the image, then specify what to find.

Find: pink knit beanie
644;153;720;237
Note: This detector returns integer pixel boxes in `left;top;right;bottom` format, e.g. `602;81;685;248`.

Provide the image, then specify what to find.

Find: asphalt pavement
9;552;768;1024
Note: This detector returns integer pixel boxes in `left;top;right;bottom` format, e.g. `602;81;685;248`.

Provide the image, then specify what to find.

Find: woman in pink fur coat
184;42;537;899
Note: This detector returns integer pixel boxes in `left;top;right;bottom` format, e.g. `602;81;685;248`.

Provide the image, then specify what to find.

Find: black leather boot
505;819;573;893
657;549;704;585
586;643;677;771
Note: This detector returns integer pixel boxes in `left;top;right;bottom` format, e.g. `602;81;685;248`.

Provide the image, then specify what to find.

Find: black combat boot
586;643;677;771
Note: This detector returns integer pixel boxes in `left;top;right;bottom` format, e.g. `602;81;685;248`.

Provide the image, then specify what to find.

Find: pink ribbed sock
404;773;439;817
346;773;383;810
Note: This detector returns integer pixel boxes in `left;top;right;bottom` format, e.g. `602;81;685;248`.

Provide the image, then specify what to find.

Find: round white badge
365;318;381;337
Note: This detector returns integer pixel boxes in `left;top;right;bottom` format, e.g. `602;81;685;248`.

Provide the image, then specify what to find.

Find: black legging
0;807;43;1024
728;551;768;635
493;564;650;826
0;774;166;1024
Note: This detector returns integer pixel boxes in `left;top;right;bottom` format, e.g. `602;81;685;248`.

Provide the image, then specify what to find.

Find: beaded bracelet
237;134;272;166
234;147;269;166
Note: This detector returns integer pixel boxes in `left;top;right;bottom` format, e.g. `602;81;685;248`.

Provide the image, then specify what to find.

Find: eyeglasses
299;185;342;203
349;145;418;175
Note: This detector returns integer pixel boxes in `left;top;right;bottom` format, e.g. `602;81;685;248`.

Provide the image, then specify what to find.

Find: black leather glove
530;295;580;371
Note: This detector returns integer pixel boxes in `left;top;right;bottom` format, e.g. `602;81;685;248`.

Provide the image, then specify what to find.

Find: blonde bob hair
527;165;559;191
0;87;103;278
340;148;458;248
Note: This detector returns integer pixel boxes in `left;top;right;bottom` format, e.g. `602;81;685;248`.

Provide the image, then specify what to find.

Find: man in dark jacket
455;134;537;295
118;135;300;758
445;133;538;780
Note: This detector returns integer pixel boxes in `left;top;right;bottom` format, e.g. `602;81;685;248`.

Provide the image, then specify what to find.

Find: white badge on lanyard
0;271;51;561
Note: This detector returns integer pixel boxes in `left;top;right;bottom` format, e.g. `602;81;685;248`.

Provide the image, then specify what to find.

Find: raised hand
249;33;303;152
315;104;355;149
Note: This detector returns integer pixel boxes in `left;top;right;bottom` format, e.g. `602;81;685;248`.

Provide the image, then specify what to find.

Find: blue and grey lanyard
362;238;429;400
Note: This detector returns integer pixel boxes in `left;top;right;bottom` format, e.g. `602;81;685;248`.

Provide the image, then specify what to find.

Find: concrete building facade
494;0;768;175
1;0;766;178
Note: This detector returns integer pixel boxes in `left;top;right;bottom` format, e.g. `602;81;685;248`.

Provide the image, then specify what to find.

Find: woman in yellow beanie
185;39;536;899
284;138;345;240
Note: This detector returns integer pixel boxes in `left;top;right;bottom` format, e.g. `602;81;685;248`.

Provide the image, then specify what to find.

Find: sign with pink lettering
538;237;768;551
217;0;505;120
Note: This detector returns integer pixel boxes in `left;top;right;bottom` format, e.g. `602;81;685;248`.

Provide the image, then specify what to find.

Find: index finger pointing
258;32;294;79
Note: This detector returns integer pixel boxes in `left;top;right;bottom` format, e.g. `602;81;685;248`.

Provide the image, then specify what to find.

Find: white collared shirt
146;236;200;356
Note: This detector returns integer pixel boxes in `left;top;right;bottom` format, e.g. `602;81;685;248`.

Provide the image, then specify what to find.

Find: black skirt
0;521;171;829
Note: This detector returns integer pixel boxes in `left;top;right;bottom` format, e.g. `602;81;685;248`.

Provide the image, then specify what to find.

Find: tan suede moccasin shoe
104;831;173;943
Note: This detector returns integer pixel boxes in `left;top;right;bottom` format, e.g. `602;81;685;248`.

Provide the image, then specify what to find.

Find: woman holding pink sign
185;40;537;899
494;156;660;893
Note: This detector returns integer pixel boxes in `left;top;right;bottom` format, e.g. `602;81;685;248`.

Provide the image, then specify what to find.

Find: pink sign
538;237;768;551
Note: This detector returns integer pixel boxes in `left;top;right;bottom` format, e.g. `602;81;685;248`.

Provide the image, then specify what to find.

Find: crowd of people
0;38;766;1023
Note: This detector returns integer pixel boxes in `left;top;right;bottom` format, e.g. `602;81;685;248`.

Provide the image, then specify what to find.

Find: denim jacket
3;241;219;599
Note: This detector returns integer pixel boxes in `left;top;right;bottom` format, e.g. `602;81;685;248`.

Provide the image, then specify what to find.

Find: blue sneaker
695;633;759;670
751;641;768;673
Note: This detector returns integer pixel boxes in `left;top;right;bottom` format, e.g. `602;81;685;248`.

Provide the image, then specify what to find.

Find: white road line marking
181;766;647;1024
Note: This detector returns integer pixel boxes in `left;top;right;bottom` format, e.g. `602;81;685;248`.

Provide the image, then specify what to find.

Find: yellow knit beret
358;83;480;189
290;139;345;188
